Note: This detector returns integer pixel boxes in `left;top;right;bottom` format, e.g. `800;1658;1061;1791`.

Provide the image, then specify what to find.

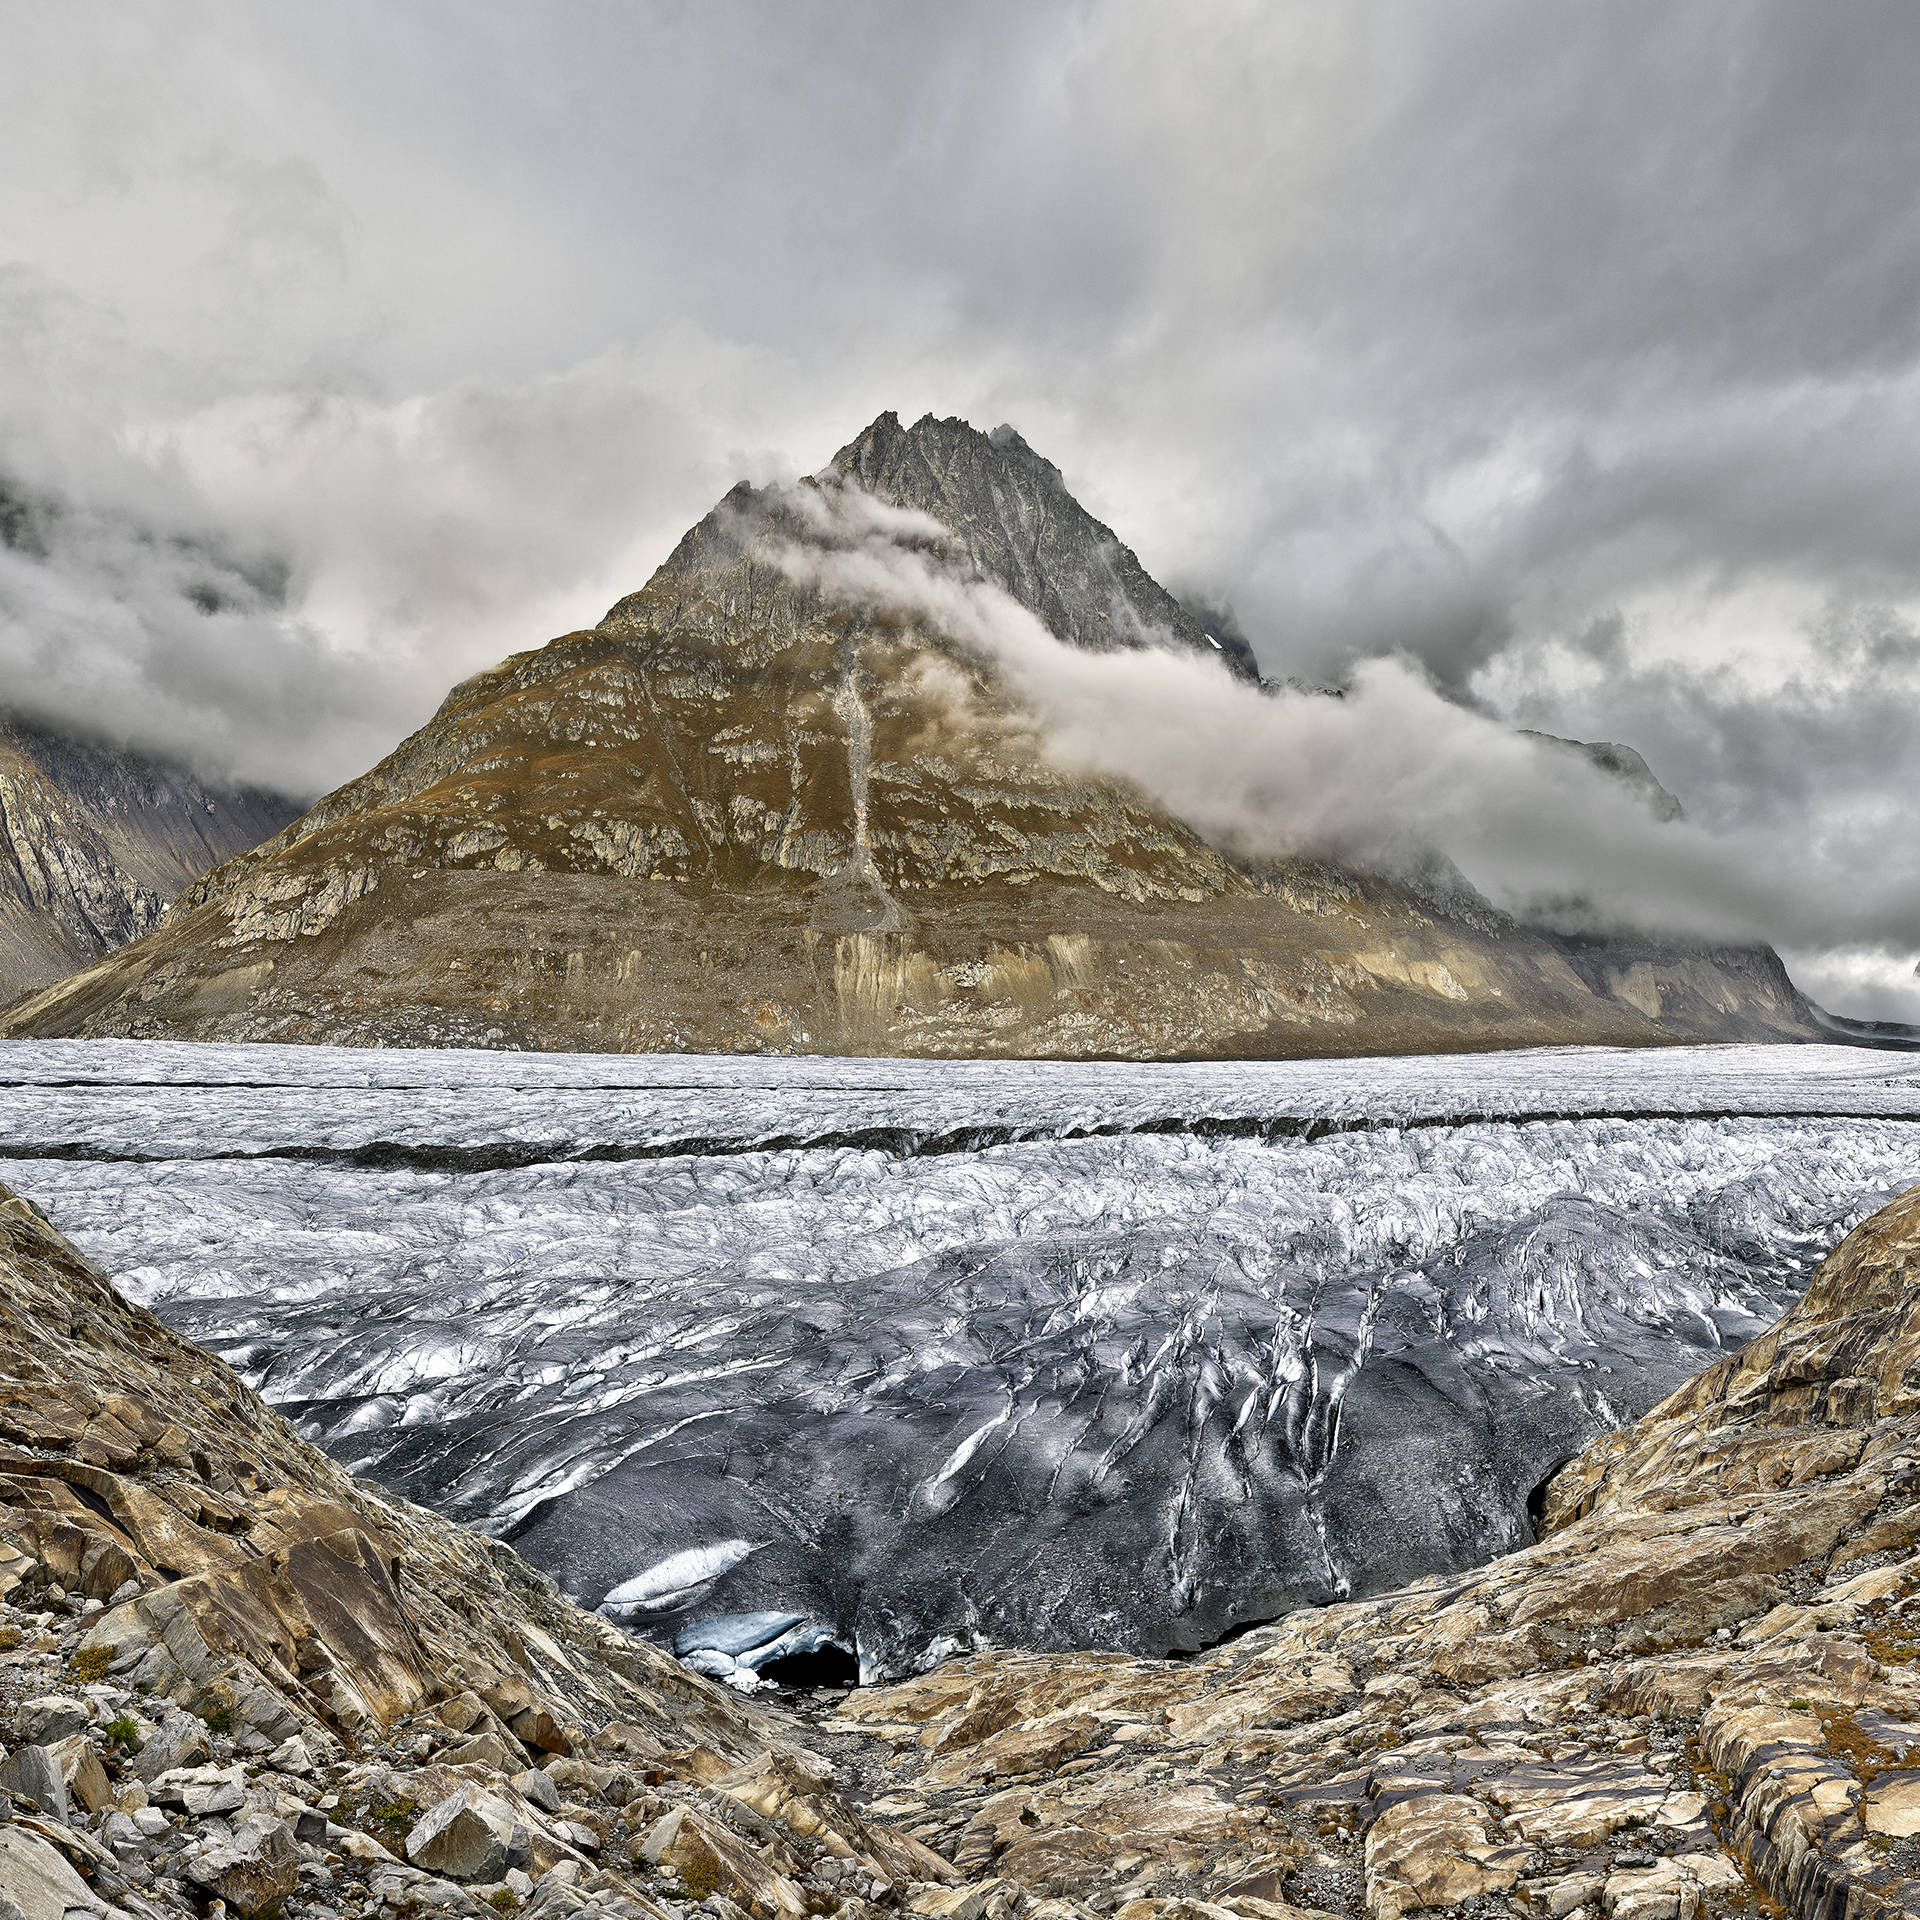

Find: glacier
1;1037;1918;1682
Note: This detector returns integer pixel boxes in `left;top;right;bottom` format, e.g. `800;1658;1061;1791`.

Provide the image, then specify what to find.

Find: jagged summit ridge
827;410;1260;678
606;409;1260;681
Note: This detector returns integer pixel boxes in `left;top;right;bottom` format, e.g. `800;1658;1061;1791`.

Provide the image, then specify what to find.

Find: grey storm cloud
1;2;1918;1010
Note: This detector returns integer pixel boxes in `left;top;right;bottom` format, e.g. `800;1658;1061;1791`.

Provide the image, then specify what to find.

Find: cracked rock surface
0;1181;959;1920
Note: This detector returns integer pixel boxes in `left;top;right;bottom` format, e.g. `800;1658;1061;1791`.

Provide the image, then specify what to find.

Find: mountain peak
1524;731;1686;821
825;410;1256;677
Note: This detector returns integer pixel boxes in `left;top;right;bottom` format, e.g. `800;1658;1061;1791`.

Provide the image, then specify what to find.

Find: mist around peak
764;478;1920;993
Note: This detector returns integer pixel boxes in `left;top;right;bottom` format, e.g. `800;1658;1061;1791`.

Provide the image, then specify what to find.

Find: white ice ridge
599;1540;760;1613
0;1038;1915;1677
0;1038;1912;1161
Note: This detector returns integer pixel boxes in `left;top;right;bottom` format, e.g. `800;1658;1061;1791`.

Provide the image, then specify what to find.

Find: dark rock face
829;412;1260;678
0;713;298;1000
1524;731;1686;821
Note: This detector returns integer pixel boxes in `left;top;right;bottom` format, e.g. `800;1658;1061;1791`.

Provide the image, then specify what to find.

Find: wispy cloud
773;482;1920;1012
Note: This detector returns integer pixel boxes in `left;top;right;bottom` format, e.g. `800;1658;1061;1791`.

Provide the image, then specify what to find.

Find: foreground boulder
0;1823;109;1920
405;1785;511;1881
180;1812;300;1917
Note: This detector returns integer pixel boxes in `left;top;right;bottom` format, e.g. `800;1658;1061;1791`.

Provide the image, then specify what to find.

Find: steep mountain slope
0;715;297;1002
0;414;1819;1056
0;1181;964;1920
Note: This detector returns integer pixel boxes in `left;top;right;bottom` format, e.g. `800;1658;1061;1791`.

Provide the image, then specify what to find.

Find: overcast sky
3;3;1918;1014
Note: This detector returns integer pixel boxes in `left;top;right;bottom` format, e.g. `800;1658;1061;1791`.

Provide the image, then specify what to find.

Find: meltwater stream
3;1039;1919;1683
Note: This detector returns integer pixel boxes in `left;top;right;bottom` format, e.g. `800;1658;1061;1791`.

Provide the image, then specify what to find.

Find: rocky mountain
0;413;1819;1056
4;1161;1920;1920
1522;733;1686;823
0;715;297;1004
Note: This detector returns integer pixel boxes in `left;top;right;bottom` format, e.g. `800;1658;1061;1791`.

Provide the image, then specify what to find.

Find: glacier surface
1;1038;1918;1680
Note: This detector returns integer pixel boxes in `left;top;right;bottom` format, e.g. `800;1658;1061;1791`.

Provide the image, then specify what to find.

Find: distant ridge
1810;1007;1920;1052
0;713;298;1003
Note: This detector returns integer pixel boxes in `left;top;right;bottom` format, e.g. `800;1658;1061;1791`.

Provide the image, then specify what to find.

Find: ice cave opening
756;1643;862;1691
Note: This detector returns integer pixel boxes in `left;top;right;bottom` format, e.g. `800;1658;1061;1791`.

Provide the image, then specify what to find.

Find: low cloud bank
777;487;1920;1016
0;348;764;795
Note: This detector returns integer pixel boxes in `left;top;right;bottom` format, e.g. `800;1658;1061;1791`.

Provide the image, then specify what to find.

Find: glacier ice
670;1613;855;1694
601;1540;762;1615
0;1037;1917;1679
